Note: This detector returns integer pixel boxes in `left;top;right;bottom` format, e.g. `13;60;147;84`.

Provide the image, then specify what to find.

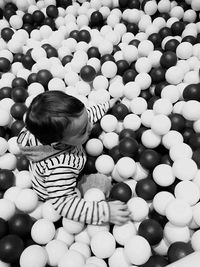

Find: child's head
25;91;91;146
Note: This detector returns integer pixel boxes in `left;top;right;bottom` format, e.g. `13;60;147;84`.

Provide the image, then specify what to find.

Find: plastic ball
164;221;191;244
172;158;198;181
8;213;35;238
90;231;116;259
153;164;175;187
119;137;138;158
182;100;200;121
95;155;114;175
130;97;147;115
153;191;175;216
110;103;129;121
141;129;162;148
15;188;39;213
167;241;194;263
0;199;16;220
138;218;163;246
165;66;184;85
45;239;68;267
127;196;149;222
42;200;61;222
62;218;84;235
36;69;53;87
58;249;85;267
112;221;137;246
100;114;118;132
0;234;24;263
151;114;171;135
0;153;17;170
0;169;15;191
115;157;136;179
0;57;11;73
165;199;192;227
101;61;117;79
31;218;56;245
124;235;151;265
108;247;131;267
0;109;12;127
20;245;48;267
153;98;173;115
191;229;200;251
80;65;96;83
135;177;158;201
109;182;132;202
160;51;177;68
85;138;103;157
84;187;105;202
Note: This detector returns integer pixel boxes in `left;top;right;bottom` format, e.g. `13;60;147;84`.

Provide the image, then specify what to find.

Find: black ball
27;73;37;84
0;234;24;263
119;137;138;158
32;10;45;24
150;66;166;83
46;5;59;18
0;126;6;138
90;11;104;27
167;242;194;263
119;0;129;8
159;27;172;39
0;218;8;239
182;127;195;143
83;156;97;174
10;120;25;137
43;17;56;30
22;23;34;34
148;33;162;48
154;81;169;97
192;149;200;168
12;77;27;89
183;83;200;101
160;51;177;68
140;255;168;267
122;69;137;84
164;38;180;52
69;30;79;41
11;87;28;102
139;149;160;170
10;103;27;120
13;53;23;63
4;8;16;21
8;213;35;238
61;55;73;66
109;145;122;163
138;218;163;246
78;29;91;43
128;0;140;9
21;54;35;70
110;103;129;121
171;21;185;36
148;96;160;109
169;113;185;131
36;69;53;87
0;87;12;99
87;46;101;59
89;122;102;138
135;176;158;201
100;54;115;64
116;60;129;76
80;65;96;82
139;89;152;101
182;35;197;45
188;133;200;150
1;27;14;42
16;155;29;171
109;182;132;202
148;209;168;228
129;39;140;47
58;0;72;9
22;13;34;24
45;46;58;58
0;57;11;72
119;128;136;140
0;169;15;191
126;23;139;35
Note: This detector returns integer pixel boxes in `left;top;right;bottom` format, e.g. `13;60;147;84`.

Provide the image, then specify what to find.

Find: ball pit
0;0;200;266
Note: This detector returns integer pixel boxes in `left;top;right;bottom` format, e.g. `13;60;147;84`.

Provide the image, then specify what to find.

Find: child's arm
46;167;129;225
86;99;119;124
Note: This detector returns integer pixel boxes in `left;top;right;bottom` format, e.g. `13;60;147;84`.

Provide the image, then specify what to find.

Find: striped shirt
17;101;110;225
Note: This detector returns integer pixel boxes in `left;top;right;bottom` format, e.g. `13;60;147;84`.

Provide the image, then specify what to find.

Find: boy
17;90;130;225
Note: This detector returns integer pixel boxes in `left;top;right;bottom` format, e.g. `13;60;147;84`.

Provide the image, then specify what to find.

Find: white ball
135;57;152;73
87;224;110;238
0;198;16;220
15;170;32;189
0;109;12;126
153;191;175;216
141;109;155;128
101;61;117;78
122;45;138;63
85;138;104;156
58;250;85;267
153;164;175;187
86;257;107;267
169;143;193;161
112;221;137;246
130;97;147;115
108;247;131;267
0;153;17;170
124;235;151;265
4;186;22;203
20;245;48;267
100;114;118;132
31;47;47;62
102;132;119;149
174;180;200;206
9;15;23;29
191;230;200;251
45;240;68;266
48;78;66;91
123;113;141;131
42;200;61;222
123;81;141;100
70;241;91;259
182;100;200;121
164;222;190;244
27;82;45;96
93;75;108;91
172;158;198;181
127;197;149;222
55;227;75;247
75;228;90;245
151;114;171;135
108;82;124;98
90;231;116;259
62;218;84;234
138;40;154;57
15;188;39;213
141;129;161;148
31;219;56;245
7;137;21;155
116;157;136;179
135;73;152;90
165;66;184;85
162;130;184;149
161;85;180;103
0;137;8;156
165;199;193;226
153;98;173;115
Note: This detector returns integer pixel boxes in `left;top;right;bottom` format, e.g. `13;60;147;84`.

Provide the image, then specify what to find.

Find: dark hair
25;91;85;145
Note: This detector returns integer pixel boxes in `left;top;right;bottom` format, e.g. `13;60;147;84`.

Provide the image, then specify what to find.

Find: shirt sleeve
87;101;110;124
46;166;110;225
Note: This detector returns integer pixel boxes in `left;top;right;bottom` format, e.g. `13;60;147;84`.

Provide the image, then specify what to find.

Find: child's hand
109;98;120;108
108;200;130;225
